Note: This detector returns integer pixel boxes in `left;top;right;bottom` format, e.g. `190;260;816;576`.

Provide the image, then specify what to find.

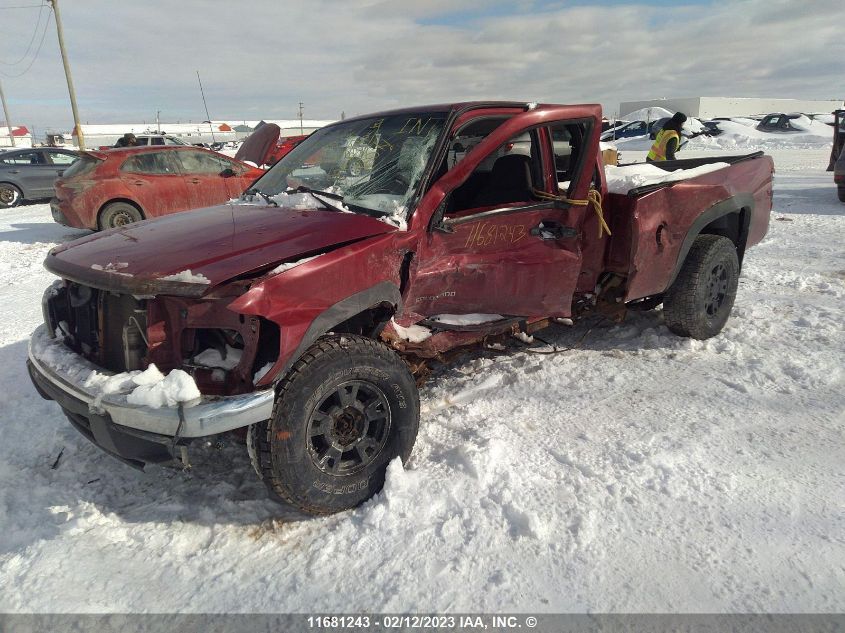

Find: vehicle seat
470;154;533;207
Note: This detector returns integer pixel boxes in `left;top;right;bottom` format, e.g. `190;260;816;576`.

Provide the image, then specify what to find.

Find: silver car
0;147;79;208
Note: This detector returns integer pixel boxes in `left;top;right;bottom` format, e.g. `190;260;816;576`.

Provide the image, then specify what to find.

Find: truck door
405;115;596;318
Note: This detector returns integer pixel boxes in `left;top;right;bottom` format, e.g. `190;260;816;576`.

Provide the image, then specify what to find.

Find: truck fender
273;281;402;382
665;193;754;290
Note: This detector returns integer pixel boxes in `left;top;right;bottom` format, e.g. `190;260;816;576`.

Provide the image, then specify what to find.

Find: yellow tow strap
533;187;611;239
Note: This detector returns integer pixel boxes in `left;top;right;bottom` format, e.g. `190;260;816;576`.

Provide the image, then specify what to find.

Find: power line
0;3;44;8
0;6;51;78
0;1;45;66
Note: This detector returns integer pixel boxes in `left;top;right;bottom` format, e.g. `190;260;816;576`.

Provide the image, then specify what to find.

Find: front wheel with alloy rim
99;201;143;230
0;183;22;209
249;335;420;515
663;234;740;339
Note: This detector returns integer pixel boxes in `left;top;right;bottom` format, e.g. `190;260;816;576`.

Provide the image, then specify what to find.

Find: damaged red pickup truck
28;102;773;514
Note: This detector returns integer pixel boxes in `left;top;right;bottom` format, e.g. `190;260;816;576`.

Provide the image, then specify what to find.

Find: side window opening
548;121;589;195
177;150;229;174
120;152;177;175
442;120;546;215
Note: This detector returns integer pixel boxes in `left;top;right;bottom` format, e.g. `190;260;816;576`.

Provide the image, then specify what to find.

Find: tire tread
250;334;417;514
663;234;739;339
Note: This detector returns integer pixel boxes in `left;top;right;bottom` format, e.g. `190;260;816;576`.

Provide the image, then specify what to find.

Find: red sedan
51;146;264;230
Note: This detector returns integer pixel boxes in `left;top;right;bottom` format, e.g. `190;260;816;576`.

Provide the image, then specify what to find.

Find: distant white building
619;97;843;119
0;125;33;148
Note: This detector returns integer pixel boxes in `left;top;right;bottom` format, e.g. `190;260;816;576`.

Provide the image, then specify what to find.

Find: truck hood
46;203;398;297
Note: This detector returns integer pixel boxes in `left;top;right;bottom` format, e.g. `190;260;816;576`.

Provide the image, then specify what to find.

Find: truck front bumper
27;324;275;467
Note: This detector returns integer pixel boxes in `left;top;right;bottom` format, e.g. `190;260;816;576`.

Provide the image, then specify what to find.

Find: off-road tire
663;234;739;339
250;335;420;515
99;201;143;230
838;187;845;203
0;183;22;209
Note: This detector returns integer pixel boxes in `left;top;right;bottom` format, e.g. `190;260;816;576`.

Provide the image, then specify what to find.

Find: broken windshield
249;112;448;228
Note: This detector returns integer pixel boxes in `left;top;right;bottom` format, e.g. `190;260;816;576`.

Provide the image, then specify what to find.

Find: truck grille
45;282;147;373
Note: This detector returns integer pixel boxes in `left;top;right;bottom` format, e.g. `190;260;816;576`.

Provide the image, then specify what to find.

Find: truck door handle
189;178;201;184
132;180;145;186
8;170;19;174
530;220;577;240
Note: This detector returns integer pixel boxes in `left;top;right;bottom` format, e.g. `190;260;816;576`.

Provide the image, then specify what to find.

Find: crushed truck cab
28;102;774;514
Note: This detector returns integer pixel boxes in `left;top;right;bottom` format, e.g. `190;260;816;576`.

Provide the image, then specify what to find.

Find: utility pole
156;110;161;134
0;79;15;148
48;0;85;150
196;71;215;143
298;102;304;134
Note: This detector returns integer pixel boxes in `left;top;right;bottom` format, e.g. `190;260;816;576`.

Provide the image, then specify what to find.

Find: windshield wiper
244;188;277;207
286;186;347;213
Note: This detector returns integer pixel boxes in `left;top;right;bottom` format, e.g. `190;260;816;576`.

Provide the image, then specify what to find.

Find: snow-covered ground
0;149;842;613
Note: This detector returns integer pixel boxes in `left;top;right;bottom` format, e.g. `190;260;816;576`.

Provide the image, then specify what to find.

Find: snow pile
622;106;675;122
235;190;326;211
192;345;243;370
253;362;275;383
430;314;504;326
159;269;211;284
390;318;432;343
90;262;131;276
83;362;201;409
270;254;322;275
604;162;730;194
31;325;202;409
125;365;201;409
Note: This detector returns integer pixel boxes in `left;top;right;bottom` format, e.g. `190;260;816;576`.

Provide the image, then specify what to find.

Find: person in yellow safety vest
647;112;687;162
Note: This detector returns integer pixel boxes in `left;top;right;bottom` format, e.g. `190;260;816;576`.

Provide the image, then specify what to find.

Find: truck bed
602;152;774;301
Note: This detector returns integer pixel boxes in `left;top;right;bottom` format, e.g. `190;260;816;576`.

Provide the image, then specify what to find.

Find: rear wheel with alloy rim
663;234;739;339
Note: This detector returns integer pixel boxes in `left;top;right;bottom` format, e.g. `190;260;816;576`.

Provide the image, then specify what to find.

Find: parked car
756;113;802;133
701;120;724;136
600;120;648;141
0;147;79;209
134;134;191;147
29;102;774;515
50;146;264;230
97;135;192;151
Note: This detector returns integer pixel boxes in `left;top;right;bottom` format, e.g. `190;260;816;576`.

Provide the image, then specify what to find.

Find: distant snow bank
612;114;833;152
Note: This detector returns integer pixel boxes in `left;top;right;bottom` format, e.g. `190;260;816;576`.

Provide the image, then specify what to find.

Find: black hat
670;112;688;124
